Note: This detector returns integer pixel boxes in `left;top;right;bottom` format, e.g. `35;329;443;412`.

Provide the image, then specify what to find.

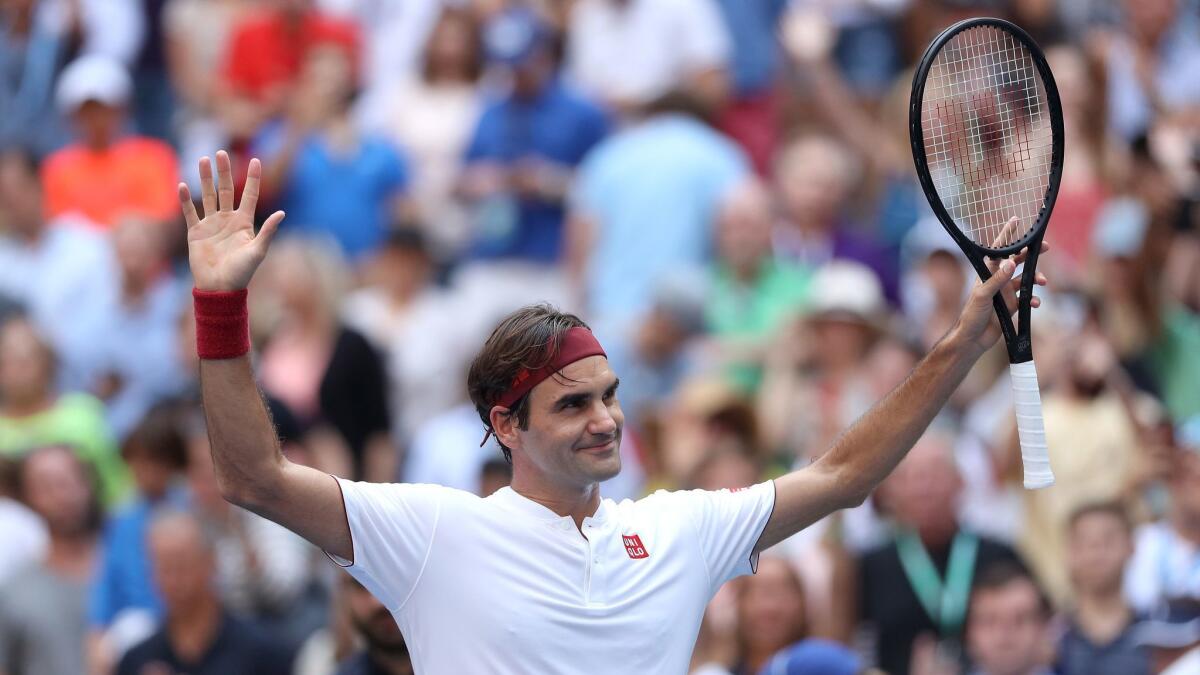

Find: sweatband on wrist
193;288;250;359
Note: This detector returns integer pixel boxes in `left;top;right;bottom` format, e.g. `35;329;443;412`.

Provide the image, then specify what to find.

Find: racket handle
1010;361;1055;489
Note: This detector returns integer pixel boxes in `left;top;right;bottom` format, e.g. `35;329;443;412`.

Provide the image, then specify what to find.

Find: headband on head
480;326;607;446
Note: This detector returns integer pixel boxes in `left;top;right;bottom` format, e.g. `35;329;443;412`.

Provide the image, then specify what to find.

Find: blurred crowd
1;0;1199;673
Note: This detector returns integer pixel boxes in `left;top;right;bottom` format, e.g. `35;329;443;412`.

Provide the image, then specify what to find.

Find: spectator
757;638;869;675
0;316;130;505
565;0;731;115
356;7;484;259
87;407;190;673
1057;501;1149;675
404;398;505;493
335;572;413;675
257;44;410;261
0;457;47;584
773;134;897;303
456;7;608;318
116;509;292;674
963;562;1056;675
0;445;101;675
706;178;813;393
0;0;72;156
478;457;512;497
40;55;180;228
255;239;393;481
854;434;1023;675
711;0;787;174
568;92;747;334
732;555;809;674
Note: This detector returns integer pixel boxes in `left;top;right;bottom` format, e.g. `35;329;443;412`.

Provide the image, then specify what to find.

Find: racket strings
921;25;1054;250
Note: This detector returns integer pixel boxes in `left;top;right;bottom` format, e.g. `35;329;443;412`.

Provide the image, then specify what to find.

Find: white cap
808;261;886;325
56;55;132;113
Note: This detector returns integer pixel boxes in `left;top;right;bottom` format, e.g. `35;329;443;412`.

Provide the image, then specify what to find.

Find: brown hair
121;404;189;471
467;304;589;462
422;7;484;85
969;560;1052;619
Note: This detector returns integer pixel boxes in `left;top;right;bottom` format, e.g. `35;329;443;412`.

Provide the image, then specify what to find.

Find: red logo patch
623;534;649;559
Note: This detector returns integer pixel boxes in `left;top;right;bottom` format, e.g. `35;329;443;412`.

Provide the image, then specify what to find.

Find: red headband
495;327;607;409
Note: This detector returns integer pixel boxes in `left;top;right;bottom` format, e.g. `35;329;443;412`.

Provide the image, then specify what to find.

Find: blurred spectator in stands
0;0;72;155
1094;0;1200;141
335;572;413;675
710;0;785;173
41;55;179;228
342;228;468;446
186;419;325;651
0;316;130;505
456;7;608;321
658;378;757;493
898;220;970;352
404;392;504;492
1125;419;1200;614
357;7;484;259
318;0;445;98
756;639;869;675
853;434;1023;675
773;134;897;304
1016;325;1138;605
255;239;393;481
116;509;292;674
0;445;100;675
257;44;410;262
0;456;47;584
706;178;812;393
0;148;116;379
478;457;512;497
732;555;809;674
568;92;746;335
565;0;730;117
961;562;1056;675
88;406;189;673
1056;501;1149;675
163;0;253;187
70;217;190;439
759;262;884;466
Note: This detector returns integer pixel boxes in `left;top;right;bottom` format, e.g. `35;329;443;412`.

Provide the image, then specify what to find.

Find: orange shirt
41;137;180;228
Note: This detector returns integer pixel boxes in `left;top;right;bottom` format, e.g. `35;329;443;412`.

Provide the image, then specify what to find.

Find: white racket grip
1010;361;1055;489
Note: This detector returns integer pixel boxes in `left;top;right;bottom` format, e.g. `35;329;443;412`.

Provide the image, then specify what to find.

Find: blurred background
1;0;1199;673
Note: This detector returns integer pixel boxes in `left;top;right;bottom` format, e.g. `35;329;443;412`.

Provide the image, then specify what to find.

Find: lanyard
896;530;979;636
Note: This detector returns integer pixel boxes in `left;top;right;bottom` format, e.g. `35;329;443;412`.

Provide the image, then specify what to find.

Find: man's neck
509;476;601;532
44;533;96;581
1074;588;1131;643
167;596;222;663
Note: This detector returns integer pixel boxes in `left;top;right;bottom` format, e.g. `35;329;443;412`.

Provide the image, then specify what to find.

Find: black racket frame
909;17;1064;363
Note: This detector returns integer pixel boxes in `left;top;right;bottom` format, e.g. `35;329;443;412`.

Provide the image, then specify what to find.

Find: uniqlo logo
622;534;649;559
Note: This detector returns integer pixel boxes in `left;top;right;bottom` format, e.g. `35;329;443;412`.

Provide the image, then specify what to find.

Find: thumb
979;259;1016;300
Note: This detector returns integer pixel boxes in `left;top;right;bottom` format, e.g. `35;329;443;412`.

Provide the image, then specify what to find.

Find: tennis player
182;151;1047;673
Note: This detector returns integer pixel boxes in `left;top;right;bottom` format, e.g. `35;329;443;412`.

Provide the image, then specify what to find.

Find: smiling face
494;356;624;492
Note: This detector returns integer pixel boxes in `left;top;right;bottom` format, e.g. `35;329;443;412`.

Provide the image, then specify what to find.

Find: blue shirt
713;0;787;95
574;114;748;326
464;79;609;263
89;485;190;628
256;129;409;260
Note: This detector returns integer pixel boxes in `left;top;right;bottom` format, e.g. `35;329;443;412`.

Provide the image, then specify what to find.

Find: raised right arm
182;151;352;561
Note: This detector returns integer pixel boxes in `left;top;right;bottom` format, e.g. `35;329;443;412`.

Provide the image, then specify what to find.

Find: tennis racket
909;18;1063;489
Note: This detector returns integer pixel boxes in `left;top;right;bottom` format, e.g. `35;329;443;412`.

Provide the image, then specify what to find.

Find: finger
980;259;1016;298
239;158;261;217
989;216;1021;249
216;150;235;212
255;210;285;254
178;183;200;229
198;156;217;216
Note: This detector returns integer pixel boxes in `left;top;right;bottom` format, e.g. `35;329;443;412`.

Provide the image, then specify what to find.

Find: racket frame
908;17;1064;364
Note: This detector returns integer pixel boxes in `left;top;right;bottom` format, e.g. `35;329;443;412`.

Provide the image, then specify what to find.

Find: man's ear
490;405;522;451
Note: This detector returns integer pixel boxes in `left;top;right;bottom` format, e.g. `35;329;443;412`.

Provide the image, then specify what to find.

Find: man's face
505;356;623;490
345;577;407;654
22;447;93;537
72;100;123;149
1068;512;1132;595
149;520;215;612
966;579;1047;675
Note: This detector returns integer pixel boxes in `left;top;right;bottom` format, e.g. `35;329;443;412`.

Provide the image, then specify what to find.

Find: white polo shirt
330;478;775;674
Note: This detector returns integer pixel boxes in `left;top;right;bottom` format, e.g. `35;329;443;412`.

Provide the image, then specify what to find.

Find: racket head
909;18;1064;260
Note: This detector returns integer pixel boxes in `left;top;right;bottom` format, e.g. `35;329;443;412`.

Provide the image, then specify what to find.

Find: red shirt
222;10;359;101
42;138;181;228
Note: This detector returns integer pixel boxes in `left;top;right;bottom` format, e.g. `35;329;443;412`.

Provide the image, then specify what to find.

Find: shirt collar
489;487;610;526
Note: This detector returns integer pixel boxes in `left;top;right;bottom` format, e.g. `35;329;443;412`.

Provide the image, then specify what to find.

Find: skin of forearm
199;356;287;505
817;329;980;503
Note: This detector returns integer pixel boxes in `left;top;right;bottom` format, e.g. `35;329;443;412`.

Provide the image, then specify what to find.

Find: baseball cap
807;261;886;327
760;638;864;675
483;7;548;66
56;55;133;113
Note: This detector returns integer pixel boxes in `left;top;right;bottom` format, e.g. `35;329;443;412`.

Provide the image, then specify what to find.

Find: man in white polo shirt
179;151;1046;673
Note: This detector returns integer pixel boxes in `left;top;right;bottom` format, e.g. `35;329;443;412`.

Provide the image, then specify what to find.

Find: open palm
180;151;284;292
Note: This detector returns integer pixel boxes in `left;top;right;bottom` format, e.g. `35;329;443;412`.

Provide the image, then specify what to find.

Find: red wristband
193;288;250;359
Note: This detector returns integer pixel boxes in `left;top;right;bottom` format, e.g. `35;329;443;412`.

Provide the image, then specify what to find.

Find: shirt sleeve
674;481;776;592
327;478;444;611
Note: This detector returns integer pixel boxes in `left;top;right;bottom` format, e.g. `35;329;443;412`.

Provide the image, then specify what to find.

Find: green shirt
707;260;813;392
0;393;130;506
1149;306;1200;421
